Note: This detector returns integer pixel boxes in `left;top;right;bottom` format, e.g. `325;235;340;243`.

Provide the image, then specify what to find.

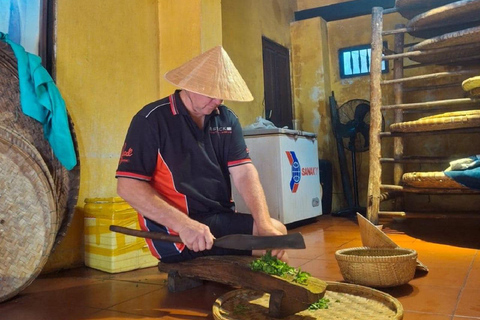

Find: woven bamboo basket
0;134;57;303
335;247;417;288
356;213;429;272
390;110;480;133
213;282;403;320
402;171;467;189
0;41;80;247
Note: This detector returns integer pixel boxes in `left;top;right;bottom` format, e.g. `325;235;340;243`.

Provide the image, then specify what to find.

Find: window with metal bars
339;43;388;78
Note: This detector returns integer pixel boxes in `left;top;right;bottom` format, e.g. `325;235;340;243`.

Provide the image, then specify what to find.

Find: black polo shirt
115;90;251;258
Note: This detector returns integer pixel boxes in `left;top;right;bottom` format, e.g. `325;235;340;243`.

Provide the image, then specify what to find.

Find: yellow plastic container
84;197;158;273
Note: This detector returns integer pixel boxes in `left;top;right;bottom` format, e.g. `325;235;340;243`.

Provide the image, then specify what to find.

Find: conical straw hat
356;213;429;272
164;46;254;102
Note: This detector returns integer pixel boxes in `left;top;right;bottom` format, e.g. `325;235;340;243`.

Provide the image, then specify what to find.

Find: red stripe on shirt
228;158;252;167
137;213;161;259
169;94;178;115
115;171;151;181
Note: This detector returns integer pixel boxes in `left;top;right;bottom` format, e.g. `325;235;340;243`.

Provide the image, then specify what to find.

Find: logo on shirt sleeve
119;143;134;164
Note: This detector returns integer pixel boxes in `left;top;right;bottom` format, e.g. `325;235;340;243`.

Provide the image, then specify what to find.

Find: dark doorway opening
262;37;293;129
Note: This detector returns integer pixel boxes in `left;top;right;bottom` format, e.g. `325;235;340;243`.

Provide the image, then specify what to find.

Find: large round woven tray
406;0;480;38
0;41;80;248
212;282;403;320
402;171;468;188
0;135;58;303
390;110;480;133
395;0;458;19
407;26;480;64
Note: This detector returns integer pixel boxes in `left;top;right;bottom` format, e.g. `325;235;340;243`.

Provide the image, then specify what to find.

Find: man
116;46;288;263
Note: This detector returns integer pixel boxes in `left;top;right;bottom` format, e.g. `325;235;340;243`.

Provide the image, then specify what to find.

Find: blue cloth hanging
1;32;77;170
444;155;480;190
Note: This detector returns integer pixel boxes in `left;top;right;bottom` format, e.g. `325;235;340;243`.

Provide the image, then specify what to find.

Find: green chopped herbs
308;297;330;310
249;251;311;285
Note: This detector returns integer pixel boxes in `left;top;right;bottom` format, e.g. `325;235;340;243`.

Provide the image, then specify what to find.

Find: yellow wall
297;0;352;11
290;17;342;210
221;0;297;125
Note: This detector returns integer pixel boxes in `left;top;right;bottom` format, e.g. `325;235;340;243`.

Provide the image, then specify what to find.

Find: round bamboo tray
462;75;480;91
0;41;80;248
213;282;403;320
395;0;458;19
402;171;468;189
335;247;417;288
407;26;480;64
405;0;480;38
0;136;58;303
390;110;480;133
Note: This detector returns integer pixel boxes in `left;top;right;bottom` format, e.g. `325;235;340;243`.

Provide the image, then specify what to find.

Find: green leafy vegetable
250;251;311;285
308;297;330;310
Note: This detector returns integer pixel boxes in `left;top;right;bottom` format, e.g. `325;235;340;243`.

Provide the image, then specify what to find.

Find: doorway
262;37;293;129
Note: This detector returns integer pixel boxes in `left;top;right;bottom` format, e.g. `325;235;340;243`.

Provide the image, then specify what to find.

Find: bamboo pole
382;98;480;110
380;184;480;194
381;70;480;85
382;43;480;61
393;25;405;214
367;7;384;224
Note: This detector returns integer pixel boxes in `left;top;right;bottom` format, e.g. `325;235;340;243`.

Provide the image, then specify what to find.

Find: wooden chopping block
158;255;327;318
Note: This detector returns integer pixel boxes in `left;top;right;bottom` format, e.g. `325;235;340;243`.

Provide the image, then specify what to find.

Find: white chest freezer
232;128;322;225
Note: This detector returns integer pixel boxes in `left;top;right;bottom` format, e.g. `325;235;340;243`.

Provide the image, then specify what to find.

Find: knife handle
109;225;183;243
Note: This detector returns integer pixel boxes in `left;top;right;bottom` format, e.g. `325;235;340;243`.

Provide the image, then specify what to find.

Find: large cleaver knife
109;225;306;250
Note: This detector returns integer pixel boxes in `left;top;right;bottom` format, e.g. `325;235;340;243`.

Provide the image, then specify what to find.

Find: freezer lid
242;128;317;138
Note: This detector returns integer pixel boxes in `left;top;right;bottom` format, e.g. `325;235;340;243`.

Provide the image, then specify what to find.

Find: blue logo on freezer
286;151;301;193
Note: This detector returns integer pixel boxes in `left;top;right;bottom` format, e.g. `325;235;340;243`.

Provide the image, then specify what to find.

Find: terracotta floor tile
13;277;162;310
299;258;344;281
0;298;101;320
287;257;310;268
109;281;230;318
402;311;453;319
381;285;461;315
455;287;480;318
408;265;470;288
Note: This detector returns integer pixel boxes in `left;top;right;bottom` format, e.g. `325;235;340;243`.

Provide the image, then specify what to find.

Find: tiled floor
1;215;480;319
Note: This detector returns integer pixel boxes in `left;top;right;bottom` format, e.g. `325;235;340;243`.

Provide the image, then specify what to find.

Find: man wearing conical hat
116;46;288;263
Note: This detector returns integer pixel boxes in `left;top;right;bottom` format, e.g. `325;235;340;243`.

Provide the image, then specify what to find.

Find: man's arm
117;177;214;252
229;163;278;234
229;163;287;260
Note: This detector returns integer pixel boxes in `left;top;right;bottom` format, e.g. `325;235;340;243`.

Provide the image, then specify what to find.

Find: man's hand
177;221;215;252
257;227;288;262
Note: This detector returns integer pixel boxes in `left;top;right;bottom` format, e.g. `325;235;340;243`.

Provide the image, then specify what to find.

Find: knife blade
109;225;306;250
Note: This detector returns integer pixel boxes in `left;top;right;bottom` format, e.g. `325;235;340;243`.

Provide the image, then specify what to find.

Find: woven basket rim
335;247;418;262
